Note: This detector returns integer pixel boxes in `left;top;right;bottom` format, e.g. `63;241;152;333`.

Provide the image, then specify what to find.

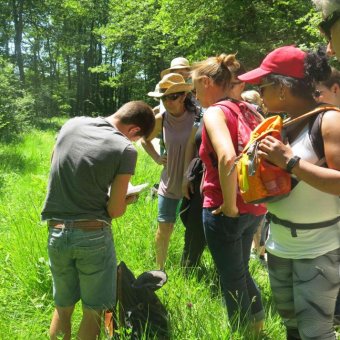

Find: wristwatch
286;156;301;173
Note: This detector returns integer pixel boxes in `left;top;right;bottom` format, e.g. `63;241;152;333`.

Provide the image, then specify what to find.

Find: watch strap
286;156;301;173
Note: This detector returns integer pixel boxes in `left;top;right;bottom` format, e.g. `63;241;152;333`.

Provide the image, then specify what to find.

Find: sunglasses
258;82;275;96
319;10;340;41
162;92;184;101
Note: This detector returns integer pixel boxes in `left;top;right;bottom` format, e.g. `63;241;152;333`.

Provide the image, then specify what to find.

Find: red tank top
199;100;267;216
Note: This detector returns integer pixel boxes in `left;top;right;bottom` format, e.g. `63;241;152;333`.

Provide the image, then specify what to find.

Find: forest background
1;0;338;140
0;0;339;339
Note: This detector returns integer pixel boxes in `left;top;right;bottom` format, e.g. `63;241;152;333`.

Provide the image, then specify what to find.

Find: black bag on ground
116;261;169;339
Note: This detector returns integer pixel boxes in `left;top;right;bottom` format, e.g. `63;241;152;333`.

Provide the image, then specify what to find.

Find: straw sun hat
147;73;193;98
160;57;191;78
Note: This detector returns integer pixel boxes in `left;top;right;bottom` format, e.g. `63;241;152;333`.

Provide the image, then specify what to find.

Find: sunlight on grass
0;120;287;339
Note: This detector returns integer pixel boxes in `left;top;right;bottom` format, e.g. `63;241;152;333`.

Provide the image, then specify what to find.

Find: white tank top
266;124;340;259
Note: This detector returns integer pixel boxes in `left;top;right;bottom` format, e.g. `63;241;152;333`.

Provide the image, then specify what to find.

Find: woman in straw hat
142;73;199;270
160;57;191;80
239;45;340;340
191;53;266;334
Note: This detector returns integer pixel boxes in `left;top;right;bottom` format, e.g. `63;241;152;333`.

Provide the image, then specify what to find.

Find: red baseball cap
238;46;306;84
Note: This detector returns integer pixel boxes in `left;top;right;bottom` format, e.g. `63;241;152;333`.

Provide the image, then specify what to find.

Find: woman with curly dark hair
239;46;340;340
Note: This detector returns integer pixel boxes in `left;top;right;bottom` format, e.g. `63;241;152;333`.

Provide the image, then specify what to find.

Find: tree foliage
0;57;35;140
0;0;333;138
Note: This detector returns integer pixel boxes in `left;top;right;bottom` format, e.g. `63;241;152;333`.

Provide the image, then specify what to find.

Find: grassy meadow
0;119;287;339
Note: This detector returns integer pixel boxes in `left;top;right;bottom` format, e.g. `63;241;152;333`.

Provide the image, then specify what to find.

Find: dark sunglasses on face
319;10;340;41
162;92;184;101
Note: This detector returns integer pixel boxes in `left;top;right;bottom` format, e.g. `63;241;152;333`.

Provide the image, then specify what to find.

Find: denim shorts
157;194;181;223
48;226;117;310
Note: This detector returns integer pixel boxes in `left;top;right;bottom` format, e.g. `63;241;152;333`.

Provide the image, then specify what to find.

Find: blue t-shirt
41;116;137;222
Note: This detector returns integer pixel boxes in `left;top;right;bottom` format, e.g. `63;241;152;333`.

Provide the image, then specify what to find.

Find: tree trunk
11;0;25;85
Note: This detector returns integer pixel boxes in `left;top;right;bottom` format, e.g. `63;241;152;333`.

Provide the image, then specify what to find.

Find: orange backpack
235;106;340;204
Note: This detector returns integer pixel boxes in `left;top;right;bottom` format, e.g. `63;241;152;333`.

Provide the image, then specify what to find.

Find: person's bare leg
77;307;102;340
155;222;174;270
252;319;264;335
50;305;75;340
252;223;262;256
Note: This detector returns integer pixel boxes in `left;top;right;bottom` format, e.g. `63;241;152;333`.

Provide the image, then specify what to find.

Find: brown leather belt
48;220;109;231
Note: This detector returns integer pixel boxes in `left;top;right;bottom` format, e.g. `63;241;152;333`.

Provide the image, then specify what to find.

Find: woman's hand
212;204;239;217
182;178;194;200
156;154;167;166
258;135;293;169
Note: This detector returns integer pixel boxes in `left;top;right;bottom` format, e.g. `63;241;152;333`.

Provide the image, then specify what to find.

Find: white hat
160;57;191;78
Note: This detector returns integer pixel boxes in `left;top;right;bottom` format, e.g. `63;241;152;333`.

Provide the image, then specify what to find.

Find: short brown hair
115;101;155;138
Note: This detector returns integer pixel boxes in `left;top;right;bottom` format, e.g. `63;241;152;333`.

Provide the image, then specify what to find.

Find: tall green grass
0;120;286;339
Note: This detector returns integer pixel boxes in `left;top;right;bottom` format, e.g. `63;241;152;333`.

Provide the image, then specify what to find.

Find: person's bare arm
107;174;134;218
204;107;239;217
141;113;167;165
259;110;340;195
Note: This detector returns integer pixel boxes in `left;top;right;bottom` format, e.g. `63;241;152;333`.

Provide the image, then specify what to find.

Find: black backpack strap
309;111;325;161
194;104;203;124
284;106;340;165
159;112;166;155
267;212;340;237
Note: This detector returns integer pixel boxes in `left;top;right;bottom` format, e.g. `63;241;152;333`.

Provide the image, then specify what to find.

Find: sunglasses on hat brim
319;10;340;41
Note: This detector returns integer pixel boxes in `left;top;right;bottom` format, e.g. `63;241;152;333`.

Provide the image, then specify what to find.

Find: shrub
0;57;35;140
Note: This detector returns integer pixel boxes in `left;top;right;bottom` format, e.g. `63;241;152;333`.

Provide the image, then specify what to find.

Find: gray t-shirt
41;116;137;222
158;110;195;199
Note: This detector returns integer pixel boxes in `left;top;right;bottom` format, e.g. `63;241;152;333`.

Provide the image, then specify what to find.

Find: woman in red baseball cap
239;46;340;339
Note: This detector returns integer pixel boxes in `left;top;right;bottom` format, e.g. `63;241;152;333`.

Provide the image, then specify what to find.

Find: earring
279;85;285;101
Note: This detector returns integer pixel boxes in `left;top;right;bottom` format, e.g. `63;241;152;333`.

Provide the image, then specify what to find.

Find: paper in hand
126;182;149;197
